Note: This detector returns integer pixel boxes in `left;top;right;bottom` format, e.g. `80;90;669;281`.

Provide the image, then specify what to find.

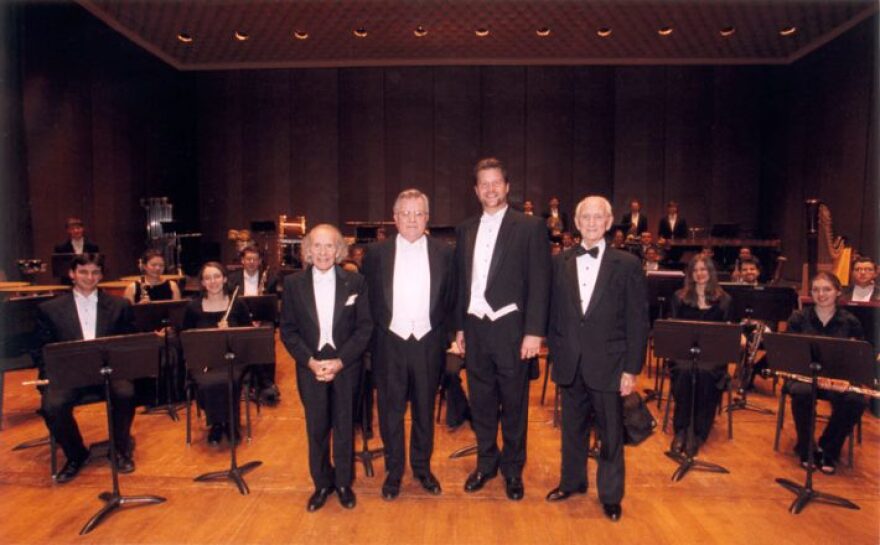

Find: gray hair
393;188;430;215
301;224;349;265
574;195;613;219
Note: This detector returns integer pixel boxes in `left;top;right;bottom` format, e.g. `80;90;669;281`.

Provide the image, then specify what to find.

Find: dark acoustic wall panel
479;66;527;203
571;66;615;211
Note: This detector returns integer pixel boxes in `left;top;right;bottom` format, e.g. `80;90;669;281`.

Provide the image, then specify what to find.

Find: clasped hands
309;357;343;383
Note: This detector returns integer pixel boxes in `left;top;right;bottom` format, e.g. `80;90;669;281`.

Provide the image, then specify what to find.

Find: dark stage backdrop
3;3;876;280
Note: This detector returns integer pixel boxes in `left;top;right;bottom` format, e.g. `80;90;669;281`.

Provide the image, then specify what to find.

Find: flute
761;369;880;398
220;285;240;324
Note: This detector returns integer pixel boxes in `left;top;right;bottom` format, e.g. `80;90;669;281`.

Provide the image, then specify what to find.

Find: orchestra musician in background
123;249;182;304
54;217;100;256
786;272;867;474
36;253;136;483
280;224;373;512
668;254;733;457
842;256;879;302
182;262;252;446
619;198;648;238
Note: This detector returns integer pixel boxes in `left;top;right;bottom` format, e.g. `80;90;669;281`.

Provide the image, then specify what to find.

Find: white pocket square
345;294;358;306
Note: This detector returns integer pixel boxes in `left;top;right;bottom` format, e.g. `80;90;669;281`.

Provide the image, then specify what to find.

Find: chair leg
657;359;667;410
662;388;672;434
186;384;192;446
541;358;551;405
244;380;253;442
435;384;445;424
773;386;787;452
847;429;854;468
727;379;734;440
50;434;58;478
857;414;862;444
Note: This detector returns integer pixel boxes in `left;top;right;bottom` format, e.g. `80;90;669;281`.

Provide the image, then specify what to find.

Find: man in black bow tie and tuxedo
545;195;648;522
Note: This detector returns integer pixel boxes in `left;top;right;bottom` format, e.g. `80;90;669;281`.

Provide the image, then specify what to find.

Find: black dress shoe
381;477;401;500
602;503;622;521
207;424;224;445
545;485;587;502
337;486;357;509
307;487;334;512
260;385;281;407
55;457;87;484
464;470;497;493
670;431;686;454
416;473;442;495
505;476;525;501
115;452;135;474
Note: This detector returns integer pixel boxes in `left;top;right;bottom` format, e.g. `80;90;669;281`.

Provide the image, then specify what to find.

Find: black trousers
41;380;136;463
559;367;625;504
464;314;530;479
790;383;866;460
296;347;358;489
193;368;244;427
374;329;444;481
671;363;727;441
441;354;471;427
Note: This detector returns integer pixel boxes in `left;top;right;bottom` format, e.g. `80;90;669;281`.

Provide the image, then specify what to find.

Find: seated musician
523;199;535;216
668;255;732;456
841;256;879;302
542;196;569;240
123;249;182;304
619;198;648;238
37;253;136;483
730;247;754;282
610;228;626;250
227;246;281;406
657;201;689;242
735;256;761;286
54;217;100;255
560;231;576;251
786;272;866;474
643;246;663;272
182;262;252;445
635;231;656;260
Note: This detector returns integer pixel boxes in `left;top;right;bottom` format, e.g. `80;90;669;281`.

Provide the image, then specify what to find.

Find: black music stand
723;284;798;415
240;294;278;324
354;353;384;476
43;333;166;535
763;332;874;514
643;272;684;403
180;326;273;495
132;300;189;421
653;319;741;482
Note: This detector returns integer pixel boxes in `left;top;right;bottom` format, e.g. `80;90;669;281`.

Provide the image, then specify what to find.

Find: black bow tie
576;246;599;258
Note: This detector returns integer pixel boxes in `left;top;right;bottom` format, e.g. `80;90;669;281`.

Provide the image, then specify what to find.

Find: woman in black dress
183;262;252;444
669;254;733;456
786;271;866;474
123;249;182;304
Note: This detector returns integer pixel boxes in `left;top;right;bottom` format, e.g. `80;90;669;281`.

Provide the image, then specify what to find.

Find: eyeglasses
396;211;428;219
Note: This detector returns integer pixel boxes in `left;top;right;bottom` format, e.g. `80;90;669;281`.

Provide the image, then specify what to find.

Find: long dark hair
677;254;724;307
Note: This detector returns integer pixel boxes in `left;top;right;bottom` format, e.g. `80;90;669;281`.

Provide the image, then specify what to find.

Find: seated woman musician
668;254;733;456
785;271;866;475
182;262;253;445
123;249;182;304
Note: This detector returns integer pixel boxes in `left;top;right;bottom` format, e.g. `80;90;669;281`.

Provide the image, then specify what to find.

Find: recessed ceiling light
475;27;490;37
293;30;309;40
720;26;736;37
234;30;249;41
177;32;193;43
536;27;551;37
596;27;612;38
658;26;674;36
354;27;368;38
414;25;428;37
779;26;797;37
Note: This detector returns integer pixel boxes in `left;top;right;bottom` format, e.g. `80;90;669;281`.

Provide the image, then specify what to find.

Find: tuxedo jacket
841;284;880;303
36;291;134;367
619;213;648;235
657;216;689;239
547;246;649;392
280;266;373;371
362;236;455;340
454;208;551;337
53;240;100;254
227;268;279;296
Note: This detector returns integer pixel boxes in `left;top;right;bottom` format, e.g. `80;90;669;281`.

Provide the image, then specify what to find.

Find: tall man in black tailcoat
362;188;456;500
545;196;648;522
454;157;551;500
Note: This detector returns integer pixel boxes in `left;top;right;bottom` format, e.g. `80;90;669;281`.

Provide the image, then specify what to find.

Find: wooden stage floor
1;336;878;545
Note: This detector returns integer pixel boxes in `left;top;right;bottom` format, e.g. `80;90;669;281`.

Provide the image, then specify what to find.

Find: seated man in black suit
227;246;281;405
53;217;100;255
842;256;879;302
619;198;648;238
37;253;136;483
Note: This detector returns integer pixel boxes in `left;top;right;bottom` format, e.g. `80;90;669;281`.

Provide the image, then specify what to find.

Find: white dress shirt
390;234;431;340
630;213;640;228
668;215;678;234
73;289;99;340
577;239;606;315
71;238;85;254
468;206;517;320
852;284;875;302
312;267;336;351
243;270;260;296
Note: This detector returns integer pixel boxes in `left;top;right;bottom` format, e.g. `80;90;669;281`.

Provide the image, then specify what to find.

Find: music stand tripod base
194;460;263;495
775;477;859;514
664;450;730;482
81;492;166;535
